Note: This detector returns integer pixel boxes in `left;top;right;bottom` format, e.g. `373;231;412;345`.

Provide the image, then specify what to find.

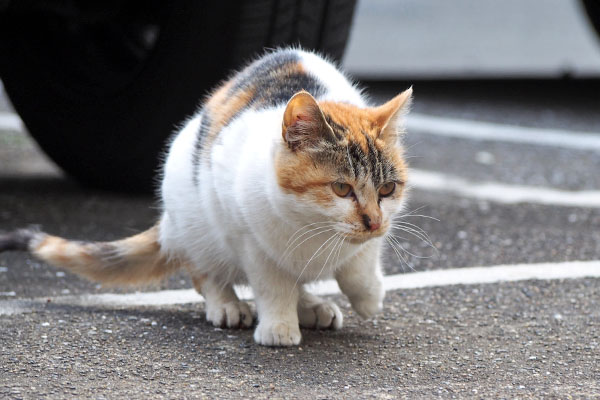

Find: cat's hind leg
189;272;253;329
297;287;343;330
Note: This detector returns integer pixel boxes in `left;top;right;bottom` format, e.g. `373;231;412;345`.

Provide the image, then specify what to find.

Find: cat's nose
361;214;381;231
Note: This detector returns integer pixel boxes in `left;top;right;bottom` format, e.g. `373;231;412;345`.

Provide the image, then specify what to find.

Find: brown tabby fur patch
201;79;254;153
201;61;307;156
318;102;379;152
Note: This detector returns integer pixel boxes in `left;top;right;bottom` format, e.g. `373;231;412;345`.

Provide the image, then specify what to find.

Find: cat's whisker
395;212;440;222
388;234;432;260
335;221;360;236
403;140;421;154
392;223;431;242
299;232;340;277
313;234;344;284
395;205;439;222
290;231;340;300
391;209;438;253
385;236;414;272
399;214;440;222
393;225;433;246
280;226;338;266
391;217;431;233
391;224;435;248
279;225;338;266
391;229;437;256
389;238;416;272
283;222;337;255
385;237;407;273
333;234;347;270
387;233;410;242
391;221;431;239
398;204;428;216
285;221;334;246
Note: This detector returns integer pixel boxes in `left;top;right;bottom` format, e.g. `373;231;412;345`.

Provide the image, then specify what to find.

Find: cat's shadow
38;301;378;352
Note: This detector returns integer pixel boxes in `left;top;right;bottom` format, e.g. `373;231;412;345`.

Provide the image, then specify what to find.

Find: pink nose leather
362;213;381;231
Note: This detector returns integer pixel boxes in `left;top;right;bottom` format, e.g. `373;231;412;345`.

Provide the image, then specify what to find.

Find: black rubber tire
582;0;600;38
0;0;356;192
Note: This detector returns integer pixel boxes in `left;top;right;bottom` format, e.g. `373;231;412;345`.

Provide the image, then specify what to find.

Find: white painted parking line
0;112;23;131
406;113;600;151
410;169;600;208
1;260;598;315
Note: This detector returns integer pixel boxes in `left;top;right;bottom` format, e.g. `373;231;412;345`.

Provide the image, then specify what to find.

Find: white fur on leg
336;240;385;319
298;288;343;330
244;249;303;346
351;295;383;319
206;300;253;329
199;278;254;329
253;320;302;346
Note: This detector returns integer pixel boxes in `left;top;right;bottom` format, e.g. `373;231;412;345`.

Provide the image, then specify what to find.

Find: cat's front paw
253;321;302;346
298;300;343;330
206;300;253;329
352;297;383;319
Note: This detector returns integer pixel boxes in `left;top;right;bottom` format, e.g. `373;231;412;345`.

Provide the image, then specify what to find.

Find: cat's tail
0;225;182;286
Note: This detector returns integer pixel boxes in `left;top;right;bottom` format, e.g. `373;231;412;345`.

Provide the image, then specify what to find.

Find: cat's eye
331;182;352;197
378;182;396;197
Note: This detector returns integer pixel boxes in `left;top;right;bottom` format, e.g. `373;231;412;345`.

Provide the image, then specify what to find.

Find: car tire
582;0;600;38
0;0;357;192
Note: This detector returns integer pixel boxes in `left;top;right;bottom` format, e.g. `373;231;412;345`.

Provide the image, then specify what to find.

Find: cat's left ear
372;86;413;144
282;91;334;151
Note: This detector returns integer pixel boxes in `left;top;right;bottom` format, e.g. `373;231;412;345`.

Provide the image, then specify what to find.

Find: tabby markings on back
191;50;327;180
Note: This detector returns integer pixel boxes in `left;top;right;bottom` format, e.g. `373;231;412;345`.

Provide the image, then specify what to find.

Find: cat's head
276;88;412;243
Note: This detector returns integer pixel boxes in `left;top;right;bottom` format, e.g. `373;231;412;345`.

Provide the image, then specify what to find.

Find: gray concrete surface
344;0;600;78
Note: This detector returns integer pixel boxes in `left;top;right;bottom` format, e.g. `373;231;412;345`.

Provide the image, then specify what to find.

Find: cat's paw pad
206;300;253;329
253;321;302;346
352;298;383;319
298;300;343;330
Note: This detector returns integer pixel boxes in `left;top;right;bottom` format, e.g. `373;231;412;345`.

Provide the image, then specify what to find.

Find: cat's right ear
282;91;333;151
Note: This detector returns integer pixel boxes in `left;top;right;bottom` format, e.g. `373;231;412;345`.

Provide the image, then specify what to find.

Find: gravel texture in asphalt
1;279;598;399
1;80;599;398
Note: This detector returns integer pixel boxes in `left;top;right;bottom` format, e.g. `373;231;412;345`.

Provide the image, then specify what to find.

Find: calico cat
0;48;412;346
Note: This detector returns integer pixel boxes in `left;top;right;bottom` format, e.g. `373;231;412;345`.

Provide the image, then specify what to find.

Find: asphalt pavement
1;78;599;398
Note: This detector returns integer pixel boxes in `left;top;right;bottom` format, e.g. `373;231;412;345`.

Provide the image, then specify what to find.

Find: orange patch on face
318;102;382;151
275;150;336;206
